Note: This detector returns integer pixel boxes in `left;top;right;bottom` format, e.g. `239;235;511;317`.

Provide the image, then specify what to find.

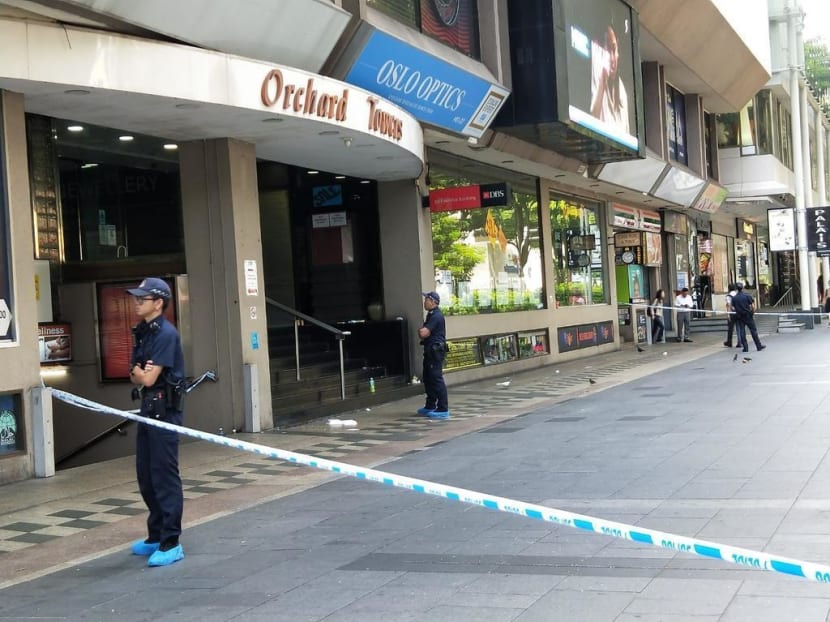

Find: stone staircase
268;325;417;427
689;307;809;336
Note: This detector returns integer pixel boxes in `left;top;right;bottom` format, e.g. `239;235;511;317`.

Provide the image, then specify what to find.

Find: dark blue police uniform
131;314;185;549
422;304;448;413
731;287;765;352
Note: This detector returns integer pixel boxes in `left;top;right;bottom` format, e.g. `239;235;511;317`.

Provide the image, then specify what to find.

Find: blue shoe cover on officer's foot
427;410;450;420
148;544;184;567
131;539;160;556
417;407;435;415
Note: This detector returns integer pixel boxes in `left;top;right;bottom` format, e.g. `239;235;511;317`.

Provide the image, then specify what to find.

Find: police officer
731;282;766;353
126;277;186;567
417;291;449;419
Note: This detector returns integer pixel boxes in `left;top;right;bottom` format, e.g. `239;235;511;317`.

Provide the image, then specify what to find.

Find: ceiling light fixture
67;125;84;133
335;175;346;180
119;135;134;142
307;170;319;175
163;144;178;151
81;163;98;169
360;180;371;184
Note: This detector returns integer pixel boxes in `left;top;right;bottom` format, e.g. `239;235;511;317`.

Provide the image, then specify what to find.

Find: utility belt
131;380;184;417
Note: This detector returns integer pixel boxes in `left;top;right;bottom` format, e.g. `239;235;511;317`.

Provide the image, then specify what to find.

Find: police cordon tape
625;302;825;319
51;387;830;583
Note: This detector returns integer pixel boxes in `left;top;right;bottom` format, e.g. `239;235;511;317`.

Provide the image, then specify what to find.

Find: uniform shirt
131;315;185;392
731;291;755;318
725;289;737;310
674;293;693;310
422;306;446;350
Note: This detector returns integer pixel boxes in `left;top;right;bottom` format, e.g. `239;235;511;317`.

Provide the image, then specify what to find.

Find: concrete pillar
0;90;42;484
377;179;430;379
179;138;273;433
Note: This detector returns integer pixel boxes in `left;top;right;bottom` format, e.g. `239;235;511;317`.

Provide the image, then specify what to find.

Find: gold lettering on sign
367;96;403;141
261;69;348;122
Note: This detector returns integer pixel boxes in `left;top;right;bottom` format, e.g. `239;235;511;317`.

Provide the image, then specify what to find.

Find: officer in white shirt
674;287;694;342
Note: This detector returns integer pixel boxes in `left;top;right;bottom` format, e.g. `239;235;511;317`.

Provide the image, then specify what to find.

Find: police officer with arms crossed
127;277;186;567
416;291;450;420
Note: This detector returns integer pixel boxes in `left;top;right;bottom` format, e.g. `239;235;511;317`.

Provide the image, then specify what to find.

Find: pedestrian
416;291;450;419
648;289;665;343
674;287;694;342
723;283;738;347
731;282;766;352
126;277;186;567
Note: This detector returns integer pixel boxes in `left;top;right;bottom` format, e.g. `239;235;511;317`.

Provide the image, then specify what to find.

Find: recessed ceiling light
64;89;90;96
318;130;340;136
67;125;84;132
555;174;566;178
262;117;283;123
360;180;371;184
163;144;178;151
335;175;346;180
615;191;624;195
307;170;319;175
81;163;98;169
175;103;200;110
119;135;134;142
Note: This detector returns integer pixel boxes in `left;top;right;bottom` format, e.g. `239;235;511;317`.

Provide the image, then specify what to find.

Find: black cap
127;277;171;300
422;291;440;304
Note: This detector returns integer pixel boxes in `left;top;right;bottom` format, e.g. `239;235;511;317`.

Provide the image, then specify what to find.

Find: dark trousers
136;410;183;546
725;316;735;345
422;353;448;412
736;315;763;351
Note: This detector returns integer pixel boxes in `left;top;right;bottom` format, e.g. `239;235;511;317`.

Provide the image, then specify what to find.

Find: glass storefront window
755;91;773;155
367;0;480;58
716;112;739;148
549;193;606;307
735;240;756;289
26;115;183;266
428;153;544;316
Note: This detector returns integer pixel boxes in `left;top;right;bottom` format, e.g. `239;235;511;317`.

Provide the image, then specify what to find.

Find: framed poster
97;279;177;382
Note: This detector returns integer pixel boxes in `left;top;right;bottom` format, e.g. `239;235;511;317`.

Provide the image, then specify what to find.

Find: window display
550;193;607;306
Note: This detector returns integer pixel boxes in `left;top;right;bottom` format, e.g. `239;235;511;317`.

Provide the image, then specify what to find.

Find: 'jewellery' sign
344;29;510;138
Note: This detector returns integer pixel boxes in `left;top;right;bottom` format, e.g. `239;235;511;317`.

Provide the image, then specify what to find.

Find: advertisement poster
768;208;795;251
627;264;645;302
558;321;614;352
38;323;72;364
0;394;19;454
563;0;638;150
644;232;662;266
97;280;176;381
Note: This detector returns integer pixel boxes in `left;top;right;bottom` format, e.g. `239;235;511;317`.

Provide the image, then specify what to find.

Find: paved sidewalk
0;332;726;588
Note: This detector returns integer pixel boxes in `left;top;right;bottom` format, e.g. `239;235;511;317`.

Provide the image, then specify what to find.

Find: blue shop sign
344;30;509;138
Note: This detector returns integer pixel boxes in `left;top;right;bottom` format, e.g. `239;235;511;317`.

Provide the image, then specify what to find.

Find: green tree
431;213;483;281
805;37;830;118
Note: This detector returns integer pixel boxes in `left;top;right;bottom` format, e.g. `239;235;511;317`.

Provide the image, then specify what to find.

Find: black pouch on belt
150;395;167;420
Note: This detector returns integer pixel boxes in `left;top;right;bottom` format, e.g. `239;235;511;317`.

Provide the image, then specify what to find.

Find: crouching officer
127;277;186;567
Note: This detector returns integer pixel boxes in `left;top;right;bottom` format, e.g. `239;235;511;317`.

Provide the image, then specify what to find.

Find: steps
267;324;414;427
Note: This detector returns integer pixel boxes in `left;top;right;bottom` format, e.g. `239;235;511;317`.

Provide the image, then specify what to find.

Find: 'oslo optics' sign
344;30;510;139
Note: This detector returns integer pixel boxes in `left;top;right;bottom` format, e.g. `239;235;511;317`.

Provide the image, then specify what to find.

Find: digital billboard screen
561;0;639;151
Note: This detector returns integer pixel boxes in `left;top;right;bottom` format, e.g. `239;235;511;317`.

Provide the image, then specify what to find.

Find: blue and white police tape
627;302;820;319
52;387;830;583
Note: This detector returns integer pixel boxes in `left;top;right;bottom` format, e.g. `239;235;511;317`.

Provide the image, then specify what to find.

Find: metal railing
772;286;794;308
264;297;351;400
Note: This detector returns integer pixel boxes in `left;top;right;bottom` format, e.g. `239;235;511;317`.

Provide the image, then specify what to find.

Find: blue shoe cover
148;544;184;567
417;407;435;415
427;410;450;420
131;539;160;556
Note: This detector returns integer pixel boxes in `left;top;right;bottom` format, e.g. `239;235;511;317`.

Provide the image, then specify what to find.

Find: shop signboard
806;206;830;257
692;183;728;214
612;204;661;232
768;208;795;251
343;29;509;138
428;183;510;212
38;323;72;364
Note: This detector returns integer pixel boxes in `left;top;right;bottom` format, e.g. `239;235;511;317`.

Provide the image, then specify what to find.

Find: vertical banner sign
768;208;796;251
806;207;830;256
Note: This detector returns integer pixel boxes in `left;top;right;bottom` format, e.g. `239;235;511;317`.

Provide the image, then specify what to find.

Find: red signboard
97;279;177;381
429;183;510;213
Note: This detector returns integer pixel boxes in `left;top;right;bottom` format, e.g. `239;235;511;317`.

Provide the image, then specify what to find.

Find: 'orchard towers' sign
260;69;403;141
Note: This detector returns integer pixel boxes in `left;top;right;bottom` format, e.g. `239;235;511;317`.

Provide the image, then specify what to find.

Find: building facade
0;0;772;483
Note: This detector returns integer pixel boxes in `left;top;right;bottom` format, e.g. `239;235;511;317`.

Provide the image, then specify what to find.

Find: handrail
56;418;132;467
265;297;349;338
772;287;794;308
264;297;350;399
